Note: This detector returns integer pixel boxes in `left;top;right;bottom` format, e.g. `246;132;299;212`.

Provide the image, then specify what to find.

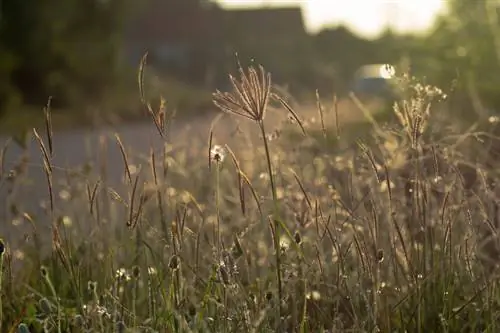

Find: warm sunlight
216;0;447;37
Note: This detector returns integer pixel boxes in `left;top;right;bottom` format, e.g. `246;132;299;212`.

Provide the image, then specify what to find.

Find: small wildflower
96;305;111;318
13;249;24;260
376;249;384;263
147;266;157;275
259;172;269;181
306;290;321;301
210;145;226;163
59;215;72;227
489;116;500;124
58;189;71;201
279;236;290;253
115;268;131;282
87;281;97;292
128;164;138;175
7;169;16;181
266;129;281;141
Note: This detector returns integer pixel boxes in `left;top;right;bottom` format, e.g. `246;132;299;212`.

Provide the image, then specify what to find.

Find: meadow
2;62;500;333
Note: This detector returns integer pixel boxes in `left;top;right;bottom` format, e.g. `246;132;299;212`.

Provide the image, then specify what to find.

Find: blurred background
0;0;499;133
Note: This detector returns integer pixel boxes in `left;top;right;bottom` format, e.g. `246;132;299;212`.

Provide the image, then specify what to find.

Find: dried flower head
87;281;97;292
132;265;140;279
169;255;180;270
40;265;48;278
210;145;226;163
213;65;271;122
39;297;53;314
115;268;131;282
376;249;384;263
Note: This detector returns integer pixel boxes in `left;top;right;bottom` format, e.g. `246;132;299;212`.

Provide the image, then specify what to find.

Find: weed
1;59;500;333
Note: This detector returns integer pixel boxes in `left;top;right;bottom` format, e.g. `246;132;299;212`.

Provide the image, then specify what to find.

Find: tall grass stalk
5;55;500;332
258;119;283;323
0;239;3;333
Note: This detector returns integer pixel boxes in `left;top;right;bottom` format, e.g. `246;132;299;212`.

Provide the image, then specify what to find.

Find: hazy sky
216;0;447;38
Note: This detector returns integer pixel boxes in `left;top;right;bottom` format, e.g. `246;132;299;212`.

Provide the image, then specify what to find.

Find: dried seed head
210;145;226;163
40;265;48;278
147;266;157;275
115;268;131;282
213;65;272;123
294;231;302;245
306;290;321;301
169;255;180;270
265;291;273;302
266;129;281;141
231;235;243;259
87;281;97;292
376;249;384;263
39;297;52;314
132;265;140;279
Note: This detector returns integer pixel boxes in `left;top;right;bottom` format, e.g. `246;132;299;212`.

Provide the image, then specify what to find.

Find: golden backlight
217;0;447;38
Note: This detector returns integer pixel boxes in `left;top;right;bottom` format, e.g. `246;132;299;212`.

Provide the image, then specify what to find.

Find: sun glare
216;0;447;37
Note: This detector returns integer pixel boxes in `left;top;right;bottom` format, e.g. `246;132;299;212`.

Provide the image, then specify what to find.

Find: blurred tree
413;0;500;115
0;0;132;114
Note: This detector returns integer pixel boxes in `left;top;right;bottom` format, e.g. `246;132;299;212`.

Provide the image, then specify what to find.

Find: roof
126;0;223;45
223;6;306;39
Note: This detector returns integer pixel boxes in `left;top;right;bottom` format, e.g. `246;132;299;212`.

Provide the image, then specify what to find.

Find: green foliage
407;0;500;113
0;0;131;112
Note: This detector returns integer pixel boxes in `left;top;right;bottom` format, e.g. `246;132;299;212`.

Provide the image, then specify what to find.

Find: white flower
210;145;226;163
115;268;131;282
489;116;500;124
147;267;157;275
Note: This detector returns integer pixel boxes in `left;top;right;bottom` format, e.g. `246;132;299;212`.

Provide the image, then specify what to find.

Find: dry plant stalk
138;52;172;139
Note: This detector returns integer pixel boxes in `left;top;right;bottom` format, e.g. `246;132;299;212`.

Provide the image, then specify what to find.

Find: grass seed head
213;65;271;123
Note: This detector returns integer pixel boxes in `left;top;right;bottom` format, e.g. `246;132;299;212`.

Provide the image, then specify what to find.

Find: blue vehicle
350;64;398;101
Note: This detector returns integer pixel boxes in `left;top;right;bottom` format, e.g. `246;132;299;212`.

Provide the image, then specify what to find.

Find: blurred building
123;0;222;83
123;1;309;89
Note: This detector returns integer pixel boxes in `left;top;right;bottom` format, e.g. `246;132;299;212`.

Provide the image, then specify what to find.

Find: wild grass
2;61;500;333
